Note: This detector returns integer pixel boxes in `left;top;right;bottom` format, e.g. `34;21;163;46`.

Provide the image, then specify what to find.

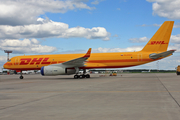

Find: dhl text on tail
3;21;175;79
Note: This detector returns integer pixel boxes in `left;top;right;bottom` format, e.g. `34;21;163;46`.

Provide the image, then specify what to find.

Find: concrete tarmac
0;73;180;120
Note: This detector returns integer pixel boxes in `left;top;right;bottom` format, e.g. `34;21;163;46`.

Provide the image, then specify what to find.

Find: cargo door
138;54;142;61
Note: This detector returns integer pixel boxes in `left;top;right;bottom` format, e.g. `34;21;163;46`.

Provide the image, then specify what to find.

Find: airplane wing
60;48;92;68
149;50;175;59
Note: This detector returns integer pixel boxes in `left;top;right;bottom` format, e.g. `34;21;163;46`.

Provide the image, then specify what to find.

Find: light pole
4;50;12;61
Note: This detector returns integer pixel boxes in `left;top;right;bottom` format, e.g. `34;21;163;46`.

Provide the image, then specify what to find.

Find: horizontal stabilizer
149;50;175;59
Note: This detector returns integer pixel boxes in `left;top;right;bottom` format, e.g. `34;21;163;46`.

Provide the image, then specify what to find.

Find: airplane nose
3;62;12;69
3;63;7;69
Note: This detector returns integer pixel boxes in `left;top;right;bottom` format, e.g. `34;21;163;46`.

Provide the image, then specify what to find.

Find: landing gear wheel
20;76;24;79
82;75;86;78
79;75;85;79
79;75;83;79
86;74;90;78
74;75;79;79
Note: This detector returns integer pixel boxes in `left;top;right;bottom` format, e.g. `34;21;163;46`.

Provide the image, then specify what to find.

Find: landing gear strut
19;71;24;79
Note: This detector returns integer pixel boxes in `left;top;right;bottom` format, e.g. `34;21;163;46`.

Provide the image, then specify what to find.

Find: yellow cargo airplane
3;21;175;79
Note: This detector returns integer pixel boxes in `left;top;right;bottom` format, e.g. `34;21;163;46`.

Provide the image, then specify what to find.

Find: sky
0;0;180;70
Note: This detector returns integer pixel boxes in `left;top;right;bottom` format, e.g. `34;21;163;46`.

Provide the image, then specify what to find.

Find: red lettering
148;41;167;45
19;58;51;65
151;41;156;45
20;58;31;65
161;41;166;44
156;41;161;44
41;58;51;64
30;58;43;65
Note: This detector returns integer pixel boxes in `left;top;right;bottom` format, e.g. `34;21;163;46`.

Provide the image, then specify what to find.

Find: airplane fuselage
4;51;160;71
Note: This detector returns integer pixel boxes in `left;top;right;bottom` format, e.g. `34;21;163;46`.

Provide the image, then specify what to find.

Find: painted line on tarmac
1;91;180;94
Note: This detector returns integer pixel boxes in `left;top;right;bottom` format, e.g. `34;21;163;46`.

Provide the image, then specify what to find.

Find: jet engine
41;66;76;76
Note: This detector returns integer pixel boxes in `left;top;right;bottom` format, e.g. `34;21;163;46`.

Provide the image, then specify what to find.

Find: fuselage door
138;54;142;61
15;57;19;65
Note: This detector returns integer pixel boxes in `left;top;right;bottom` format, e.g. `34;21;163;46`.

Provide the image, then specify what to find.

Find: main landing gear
19;71;24;79
74;69;90;79
74;74;90;79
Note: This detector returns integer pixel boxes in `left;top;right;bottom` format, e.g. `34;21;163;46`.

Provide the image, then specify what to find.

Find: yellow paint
176;65;180;75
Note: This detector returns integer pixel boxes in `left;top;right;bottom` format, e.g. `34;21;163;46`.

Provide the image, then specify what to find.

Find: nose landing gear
19;71;24;79
20;75;24;79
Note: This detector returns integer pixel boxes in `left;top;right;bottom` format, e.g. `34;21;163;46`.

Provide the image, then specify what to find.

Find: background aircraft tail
141;21;174;52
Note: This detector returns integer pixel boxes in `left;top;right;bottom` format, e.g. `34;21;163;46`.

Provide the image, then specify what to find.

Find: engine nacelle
41;66;76;76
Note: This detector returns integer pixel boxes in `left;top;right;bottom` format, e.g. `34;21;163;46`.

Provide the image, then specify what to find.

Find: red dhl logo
148;41;168;45
20;58;50;65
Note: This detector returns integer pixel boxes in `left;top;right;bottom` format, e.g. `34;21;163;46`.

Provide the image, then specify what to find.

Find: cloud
0;18;111;40
0;39;57;54
93;46;143;53
170;34;180;43
91;0;104;5
147;0;180;19
174;23;180;28
157;55;180;70
59;49;87;54
141;24;148;27
168;44;180;52
113;34;119;37
61;26;111;40
153;23;161;27
91;0;100;5
0;56;7;62
117;8;121;10
129;37;149;43
0;0;95;26
0;55;7;67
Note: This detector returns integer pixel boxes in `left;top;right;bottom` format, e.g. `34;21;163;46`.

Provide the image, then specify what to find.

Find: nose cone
3;62;12;69
3;62;7;69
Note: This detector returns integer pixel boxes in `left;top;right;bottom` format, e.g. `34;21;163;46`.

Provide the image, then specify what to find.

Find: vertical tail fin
141;21;174;52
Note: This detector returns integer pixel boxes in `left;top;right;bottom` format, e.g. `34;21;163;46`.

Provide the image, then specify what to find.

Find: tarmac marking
0;81;37;85
18;82;35;84
156;74;180;108
1;91;180;93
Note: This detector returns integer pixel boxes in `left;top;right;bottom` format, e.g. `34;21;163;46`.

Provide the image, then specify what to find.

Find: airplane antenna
4;50;12;61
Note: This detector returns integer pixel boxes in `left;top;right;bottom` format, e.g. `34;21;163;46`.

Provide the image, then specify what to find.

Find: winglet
83;48;91;58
